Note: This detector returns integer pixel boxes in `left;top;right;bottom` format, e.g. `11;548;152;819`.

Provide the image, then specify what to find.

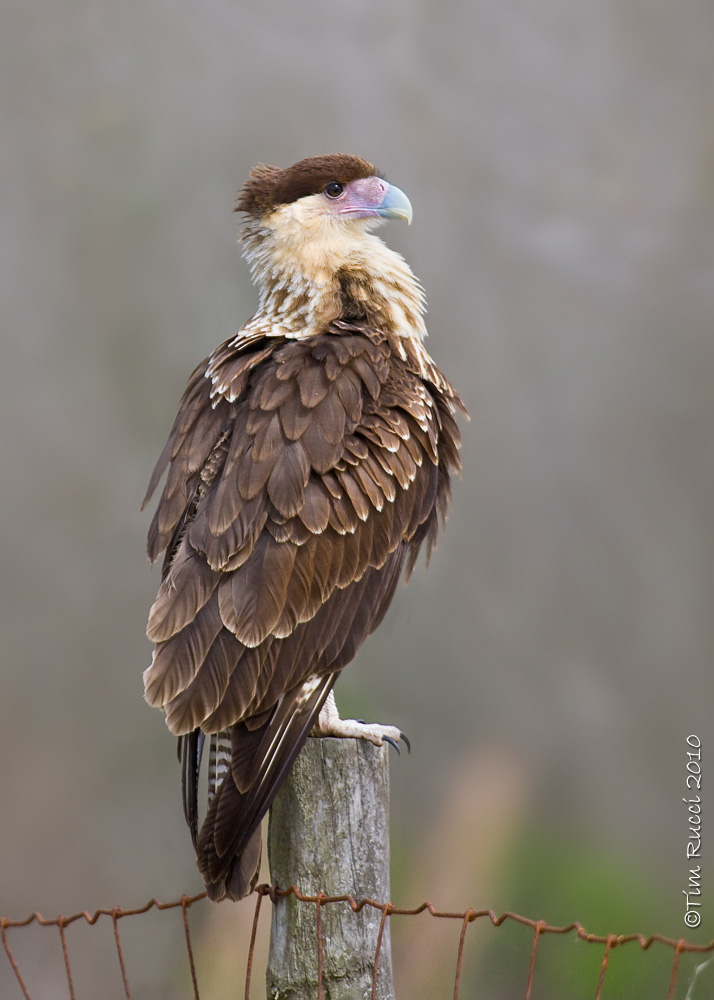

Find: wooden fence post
267;737;395;999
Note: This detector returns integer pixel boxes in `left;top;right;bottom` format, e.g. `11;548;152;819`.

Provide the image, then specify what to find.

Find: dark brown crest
236;154;378;217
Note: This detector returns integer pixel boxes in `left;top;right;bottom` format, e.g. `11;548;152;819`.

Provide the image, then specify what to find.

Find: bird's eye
324;182;344;199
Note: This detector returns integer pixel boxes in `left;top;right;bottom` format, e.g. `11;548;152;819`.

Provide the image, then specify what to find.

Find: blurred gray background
1;0;713;996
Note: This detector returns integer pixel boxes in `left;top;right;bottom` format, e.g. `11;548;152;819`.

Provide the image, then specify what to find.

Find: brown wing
144;326;462;898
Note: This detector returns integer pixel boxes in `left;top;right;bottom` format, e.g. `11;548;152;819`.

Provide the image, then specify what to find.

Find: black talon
356;720;365;725
383;735;400;755
399;731;411;754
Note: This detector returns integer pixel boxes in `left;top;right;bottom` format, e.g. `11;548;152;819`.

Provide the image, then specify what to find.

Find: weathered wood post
267;737;395;999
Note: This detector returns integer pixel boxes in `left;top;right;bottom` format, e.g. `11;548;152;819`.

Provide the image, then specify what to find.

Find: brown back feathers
144;321;463;899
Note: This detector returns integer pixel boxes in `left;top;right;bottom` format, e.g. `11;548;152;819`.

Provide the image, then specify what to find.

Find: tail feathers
178;729;204;846
205;827;262;902
178;727;262;900
195;672;336;900
207;730;232;804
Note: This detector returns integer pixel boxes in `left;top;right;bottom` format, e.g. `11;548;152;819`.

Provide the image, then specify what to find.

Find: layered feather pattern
145;323;463;899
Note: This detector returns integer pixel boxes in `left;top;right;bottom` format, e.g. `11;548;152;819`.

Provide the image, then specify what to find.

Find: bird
142;154;465;901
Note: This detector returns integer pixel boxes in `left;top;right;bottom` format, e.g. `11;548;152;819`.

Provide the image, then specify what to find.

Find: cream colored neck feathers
240;195;427;342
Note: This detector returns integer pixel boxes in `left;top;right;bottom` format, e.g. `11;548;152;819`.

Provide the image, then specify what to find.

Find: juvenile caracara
143;154;465;900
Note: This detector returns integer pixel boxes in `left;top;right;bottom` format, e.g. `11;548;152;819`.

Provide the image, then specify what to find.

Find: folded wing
144;325;463;898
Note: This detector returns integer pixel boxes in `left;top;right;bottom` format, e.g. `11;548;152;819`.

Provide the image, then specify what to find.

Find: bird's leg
312;691;409;753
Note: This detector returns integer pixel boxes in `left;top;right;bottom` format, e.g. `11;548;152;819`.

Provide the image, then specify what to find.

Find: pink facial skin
325;177;413;224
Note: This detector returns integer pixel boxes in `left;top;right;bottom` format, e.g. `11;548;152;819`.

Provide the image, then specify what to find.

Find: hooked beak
373;182;413;224
334;177;414;225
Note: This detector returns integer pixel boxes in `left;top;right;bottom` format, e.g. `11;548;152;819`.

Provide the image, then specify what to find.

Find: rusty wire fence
2;885;713;1000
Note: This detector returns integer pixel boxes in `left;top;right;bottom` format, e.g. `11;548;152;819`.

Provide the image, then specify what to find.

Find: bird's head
236;154;423;338
236;153;412;230
236;155;413;283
